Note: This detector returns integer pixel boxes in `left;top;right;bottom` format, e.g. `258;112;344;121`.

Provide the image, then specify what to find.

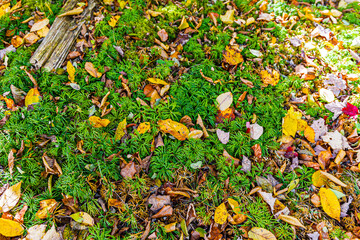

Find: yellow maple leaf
115;118;127;140
319;187;340;221
260;69;280;87
108;15;120;27
214;202;228;224
67;61;75;83
25;88;41;107
89;116;110;128
223;46;243;65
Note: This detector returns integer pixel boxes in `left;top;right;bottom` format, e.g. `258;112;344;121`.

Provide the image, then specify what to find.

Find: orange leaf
85;62;102;78
304;125;315;143
223;46;243;65
158;119;189;141
89;116;110;128
35;199;58;219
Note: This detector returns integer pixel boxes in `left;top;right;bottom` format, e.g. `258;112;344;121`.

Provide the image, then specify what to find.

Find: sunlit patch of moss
157;3;186;21
321;46;359;74
337;27;360;47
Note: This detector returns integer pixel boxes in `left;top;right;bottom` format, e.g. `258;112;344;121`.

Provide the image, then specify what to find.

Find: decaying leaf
220;10;234;24
42;153;63;177
85;62;102;78
260;69;280;87
121;161;137;179
214;203;228;224
216;129;229;144
70;212;94;226
67;61;75;82
25;88;41;107
158;119;189;141
216;92;233;111
321;131;351;151
137;122;150;134
10;85;26;104
223;46;243;65
250;123;263;140
248;227;277;240
319;187;341;221
152;205;173;218
30;18;49;32
278;214;305;228
0;182;21;213
89;116;110;128
178;16;189;30
115;118;127;140
58;7;84;17
108;15;120;27
0;218;24;237
320;171;347;188
312;170;327;187
35;199;58;219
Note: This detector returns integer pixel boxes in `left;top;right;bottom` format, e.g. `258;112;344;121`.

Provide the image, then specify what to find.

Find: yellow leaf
147;78;168;85
0;218;24;237
0;3;10;19
214;203;228;224
297;119;308;132
104;0;114;4
319;187;340;221
108;15;120;27
179;16;189;30
188;129;203;139
137;122;150;134
118;0;127;9
248;227;277;240
0;182;21;213
37;26;49;38
70;212;94;226
158;119;189;141
220;10;234;24
25;88;41;107
67;61;75;83
305;125;315;143
312;170;327;187
228;198;241;214
89;116;110;128
115;118;127;140
223;46;243;65
260;70;280;87
278;214;305;228
58;7;84;17
35;199;58;219
282;107;301;137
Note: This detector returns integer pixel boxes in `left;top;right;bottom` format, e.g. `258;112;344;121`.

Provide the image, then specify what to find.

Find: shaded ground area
1;0;360;239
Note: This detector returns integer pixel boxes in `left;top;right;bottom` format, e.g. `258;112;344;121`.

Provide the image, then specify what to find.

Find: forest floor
1;0;360;239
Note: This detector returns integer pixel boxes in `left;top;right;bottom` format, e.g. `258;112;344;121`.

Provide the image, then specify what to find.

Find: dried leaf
220;10;234;24
152;205;173;218
178;16;189;30
137;122;150;134
248;227;277;240
157;29;168;42
312;171;327;187
25;88;41;107
35;199;58;219
320;171;347;188
278;214;305;228
321;131;350;151
305;126;315;143
115;118;127;140
250;123;263;140
89;116;110;128
223;46;243;65
67;61;75;83
282;107;302;137
85;62;102;78
147;78;168;85
8;149;15;175
164;222;177;233
214;203;228;224
0;182;21;213
108;15;120;27
11;35;23;48
24;32;40;45
70;212;94;226
319;187;341;221
25;224;47;240
0;218;24;237
216;92;233;111
261;70;280;87
30;18;49;32
228;198;241;214
121;161;136;179
158;119;189;141
37;26;49;38
311;118;328;142
148;194;171;211
42;153;62;177
188;130;203;139
216;129;229;144
58;7;84;17
108;198;124;210
10;85;26;104
252;144;262;158
42;224;61;240
14;204;28;223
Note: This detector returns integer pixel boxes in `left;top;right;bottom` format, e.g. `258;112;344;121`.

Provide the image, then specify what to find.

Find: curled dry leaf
30;18;49;32
278;214;305;228
216;92;233;111
248;227;277;240
158;119;189;141
0;218;24;237
252;144;262;158
188;129;203;139
89;116;110;128
0;181;21;213
85;62;102;78
319;187;341;221
214;203;228;224
197;114;209;138
42;153;62;177
35;199;58;219
14;204;28;223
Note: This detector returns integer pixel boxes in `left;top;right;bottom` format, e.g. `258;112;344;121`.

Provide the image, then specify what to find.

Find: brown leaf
24;32;39;45
216;108;235;123
240;77;254;88
8;149;15;175
318;150;331;170
108;198;124;211
157;29;168;42
152;205;173;218
180;115;194;127
141;220;151;240
148;194;171;211
30;18;49;32
311;194;321;207
41;153;62;177
11;36;23;48
223;149;240;166
62;194;78;213
120;161;137;179
196;114;209;138
252;144;262;158
186;203;196;226
14;204;27;224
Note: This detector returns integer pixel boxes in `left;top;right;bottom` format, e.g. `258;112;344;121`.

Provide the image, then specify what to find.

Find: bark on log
30;0;96;71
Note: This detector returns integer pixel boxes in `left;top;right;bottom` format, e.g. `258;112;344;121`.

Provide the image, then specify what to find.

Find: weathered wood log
30;0;96;71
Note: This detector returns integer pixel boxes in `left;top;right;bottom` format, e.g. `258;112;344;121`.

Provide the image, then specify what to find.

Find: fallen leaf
342;103;358;117
312;170;327;187
318;150;331;170
67;61;75;83
147;78;168;85
8;149;15;175
25;88;41;107
278;214;305;228
223;46;243;65
24;32;39;45
261;70;280;87
121;161;137;179
152;205;173;218
250;123;263;140
148;194;171;211
214;203;228;224
325;100;347;120
137;122;150;134
42;153;62;177
220;10;234;24
164;222;177;233
228;198;241;214
30;18;49;32
248;227;277;240
0;182;21;213
252;144;262;158
25;224;47;240
37;26;49;38
85;62;102;78
14;204;28;223
311;194;321;207
0;218;24;237
216;92;233;111
89;116;110;128
108;15;120;27
282;107;302;137
115;118;127;140
10;85;26;104
11;35;23;48
319;187;341;221
321;131;350;151
178;16;189;30
320;171;347;188
70;212;94;226
58;7;84;17
188;130;203;139
304;126;315;143
311;118;328;142
158;119;189;141
157;29;168;42
108;198;124;210
35;199;58;219
216;129;230;144
42;224;61;240
319;88;335;103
